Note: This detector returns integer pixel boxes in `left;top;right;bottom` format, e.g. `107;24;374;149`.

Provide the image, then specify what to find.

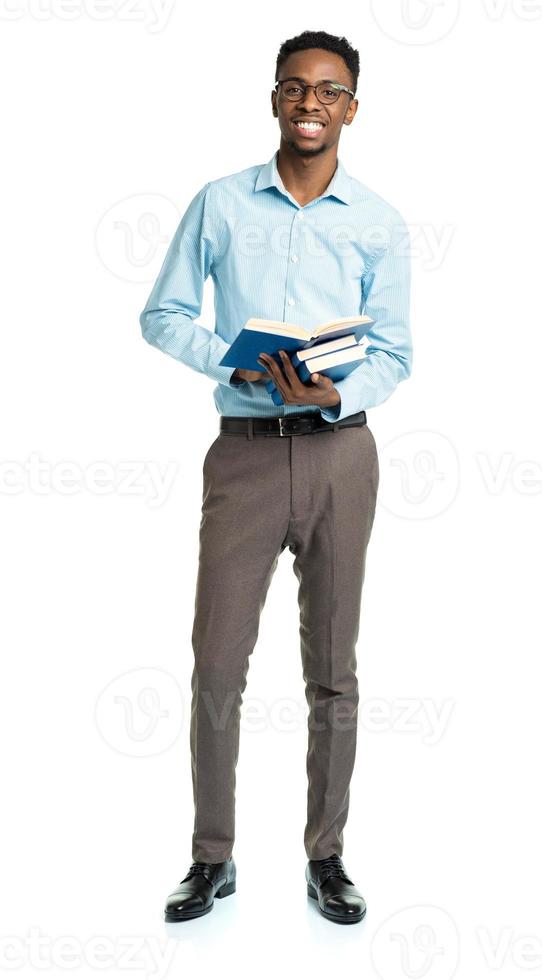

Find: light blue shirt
139;149;412;422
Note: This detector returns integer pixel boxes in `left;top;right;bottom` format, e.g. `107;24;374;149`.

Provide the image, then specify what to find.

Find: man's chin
286;137;328;158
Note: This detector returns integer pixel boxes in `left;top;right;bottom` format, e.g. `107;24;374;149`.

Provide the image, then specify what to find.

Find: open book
218;315;373;372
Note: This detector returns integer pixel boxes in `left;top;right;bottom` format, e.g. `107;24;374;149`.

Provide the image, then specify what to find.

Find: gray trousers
189;420;379;862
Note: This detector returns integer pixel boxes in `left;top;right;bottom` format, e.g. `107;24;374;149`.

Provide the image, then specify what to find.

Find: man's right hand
231;368;268;383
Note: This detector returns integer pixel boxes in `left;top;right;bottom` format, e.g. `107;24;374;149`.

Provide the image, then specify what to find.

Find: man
140;29;412;925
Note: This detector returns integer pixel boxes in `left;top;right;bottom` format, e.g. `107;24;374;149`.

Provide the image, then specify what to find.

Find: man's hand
257;350;341;411
231;367;268;382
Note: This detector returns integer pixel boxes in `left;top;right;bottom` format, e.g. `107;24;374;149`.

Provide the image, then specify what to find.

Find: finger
259;352;291;400
259;353;289;393
257;356;284;399
277;350;306;399
257;352;278;377
273;351;298;399
277;349;299;383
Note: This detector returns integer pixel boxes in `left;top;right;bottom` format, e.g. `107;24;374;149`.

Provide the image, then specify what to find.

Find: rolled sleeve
319;211;412;422
139;181;242;389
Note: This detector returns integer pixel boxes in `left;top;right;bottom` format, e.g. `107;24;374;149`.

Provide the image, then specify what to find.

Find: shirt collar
254;149;352;205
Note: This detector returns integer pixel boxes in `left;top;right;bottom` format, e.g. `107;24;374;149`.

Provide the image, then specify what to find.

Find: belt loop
247;418;254;440
333;421;339;432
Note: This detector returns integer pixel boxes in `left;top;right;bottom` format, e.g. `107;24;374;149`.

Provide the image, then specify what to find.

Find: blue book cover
296;348;367;384
265;335;369;404
218;314;373;372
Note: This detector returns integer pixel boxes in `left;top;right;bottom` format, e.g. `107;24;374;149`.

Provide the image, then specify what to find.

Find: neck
275;142;338;206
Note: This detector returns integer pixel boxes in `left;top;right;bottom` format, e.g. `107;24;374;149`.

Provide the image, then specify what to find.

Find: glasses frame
274;78;355;105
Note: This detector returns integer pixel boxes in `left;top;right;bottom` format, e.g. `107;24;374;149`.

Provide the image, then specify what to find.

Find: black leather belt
219;410;366;439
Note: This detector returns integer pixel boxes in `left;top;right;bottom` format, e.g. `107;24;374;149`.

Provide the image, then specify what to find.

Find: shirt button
291;255;298;263
297;212;304;220
288;298;295;306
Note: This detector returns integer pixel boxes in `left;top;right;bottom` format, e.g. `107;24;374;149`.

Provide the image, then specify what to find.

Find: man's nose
298;87;322;112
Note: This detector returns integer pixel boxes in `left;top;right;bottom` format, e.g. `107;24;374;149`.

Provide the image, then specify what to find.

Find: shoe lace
318;855;354;885
183;861;213;882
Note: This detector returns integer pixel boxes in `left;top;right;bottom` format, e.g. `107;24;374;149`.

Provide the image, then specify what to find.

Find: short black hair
275;30;360;96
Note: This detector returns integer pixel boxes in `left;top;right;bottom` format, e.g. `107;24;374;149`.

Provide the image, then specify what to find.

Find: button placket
283;206;312;316
284;208;301;317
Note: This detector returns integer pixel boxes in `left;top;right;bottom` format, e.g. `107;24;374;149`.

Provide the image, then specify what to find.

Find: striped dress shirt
139;149;412;422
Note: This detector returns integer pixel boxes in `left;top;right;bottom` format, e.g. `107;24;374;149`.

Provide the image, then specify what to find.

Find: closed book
296;342;368;383
265;335;368;404
218;314;373;372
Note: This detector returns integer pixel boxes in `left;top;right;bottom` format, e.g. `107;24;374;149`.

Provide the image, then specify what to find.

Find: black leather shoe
306;853;366;924
164;858;236;921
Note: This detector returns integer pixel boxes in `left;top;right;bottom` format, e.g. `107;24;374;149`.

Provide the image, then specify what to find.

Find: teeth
295;121;323;130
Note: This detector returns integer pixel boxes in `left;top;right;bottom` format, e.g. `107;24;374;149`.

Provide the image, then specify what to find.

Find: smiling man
140;29;412;925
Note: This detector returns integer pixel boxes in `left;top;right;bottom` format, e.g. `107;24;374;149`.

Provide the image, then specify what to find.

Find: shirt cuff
210;336;248;388
319;381;364;422
229;369;247;387
319;399;342;422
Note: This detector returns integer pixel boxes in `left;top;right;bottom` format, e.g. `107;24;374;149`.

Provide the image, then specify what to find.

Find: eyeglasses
274;78;354;105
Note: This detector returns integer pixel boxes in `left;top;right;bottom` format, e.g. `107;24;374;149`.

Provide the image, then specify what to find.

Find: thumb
311;373;332;387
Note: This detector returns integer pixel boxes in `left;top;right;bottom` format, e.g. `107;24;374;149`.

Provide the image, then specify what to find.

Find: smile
292;120;324;138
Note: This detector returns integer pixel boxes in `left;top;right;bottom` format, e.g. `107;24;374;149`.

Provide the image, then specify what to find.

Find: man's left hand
257;350;340;411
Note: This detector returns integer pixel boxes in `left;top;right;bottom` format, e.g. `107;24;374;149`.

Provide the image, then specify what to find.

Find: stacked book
218;315;373;405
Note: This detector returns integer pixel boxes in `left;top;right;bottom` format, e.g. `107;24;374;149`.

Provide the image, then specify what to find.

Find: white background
1;2;541;977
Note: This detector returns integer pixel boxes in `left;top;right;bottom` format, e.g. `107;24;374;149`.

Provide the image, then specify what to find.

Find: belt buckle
278;416;313;437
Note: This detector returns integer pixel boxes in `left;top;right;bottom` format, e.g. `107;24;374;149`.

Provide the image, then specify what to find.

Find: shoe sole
164;880;236;921
306;882;366;924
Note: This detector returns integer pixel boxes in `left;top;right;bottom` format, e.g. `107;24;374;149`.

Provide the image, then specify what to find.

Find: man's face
272;48;358;158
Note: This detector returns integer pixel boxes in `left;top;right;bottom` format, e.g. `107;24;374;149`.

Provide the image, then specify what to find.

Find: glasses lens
316;83;340;104
280;78;341;105
278;81;342;103
281;81;304;101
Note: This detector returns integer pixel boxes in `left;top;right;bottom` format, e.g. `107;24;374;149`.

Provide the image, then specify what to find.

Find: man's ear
271;92;277;117
344;98;358;126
